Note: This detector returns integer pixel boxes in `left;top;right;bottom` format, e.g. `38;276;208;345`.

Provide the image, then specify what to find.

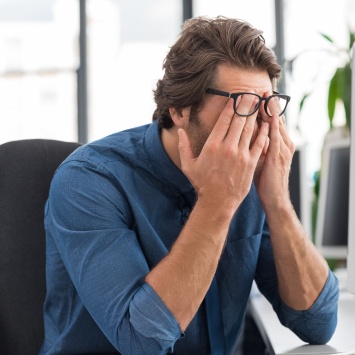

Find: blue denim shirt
40;120;339;355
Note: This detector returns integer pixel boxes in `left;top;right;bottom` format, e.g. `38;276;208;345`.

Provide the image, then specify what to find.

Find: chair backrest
0;139;81;355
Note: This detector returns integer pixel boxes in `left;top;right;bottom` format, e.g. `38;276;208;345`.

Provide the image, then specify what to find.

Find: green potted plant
299;31;354;270
312;30;354;237
291;30;354;258
298;30;354;131
322;31;354;130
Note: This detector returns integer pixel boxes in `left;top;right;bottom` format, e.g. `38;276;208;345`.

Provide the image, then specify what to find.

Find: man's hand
253;93;295;210
178;97;270;213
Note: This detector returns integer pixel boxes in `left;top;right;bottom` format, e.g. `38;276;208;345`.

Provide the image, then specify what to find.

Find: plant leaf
349;31;355;50
327;68;342;128
320;32;334;44
299;93;311;112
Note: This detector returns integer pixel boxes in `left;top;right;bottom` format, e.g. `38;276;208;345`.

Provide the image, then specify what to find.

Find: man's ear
169;107;191;128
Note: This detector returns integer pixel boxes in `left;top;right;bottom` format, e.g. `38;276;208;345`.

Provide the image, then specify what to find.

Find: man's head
153;16;282;129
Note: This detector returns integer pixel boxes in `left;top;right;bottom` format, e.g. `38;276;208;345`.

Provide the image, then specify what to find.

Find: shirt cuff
275;269;339;344
129;283;184;351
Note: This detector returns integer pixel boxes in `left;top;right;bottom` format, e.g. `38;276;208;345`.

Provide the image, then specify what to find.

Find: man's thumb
178;128;194;165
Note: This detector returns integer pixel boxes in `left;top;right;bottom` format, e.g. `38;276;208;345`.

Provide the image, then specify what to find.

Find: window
0;0;78;143
86;0;182;141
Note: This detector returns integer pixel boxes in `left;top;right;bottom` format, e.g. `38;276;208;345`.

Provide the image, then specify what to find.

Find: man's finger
267;114;281;154
224;95;257;148
278;115;294;151
206;98;235;144
250;121;270;160
178;128;194;169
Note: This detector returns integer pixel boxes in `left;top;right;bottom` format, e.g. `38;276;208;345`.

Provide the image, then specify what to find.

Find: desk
249;291;355;355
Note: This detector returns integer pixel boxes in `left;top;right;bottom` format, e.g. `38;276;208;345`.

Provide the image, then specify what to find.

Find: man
40;17;339;355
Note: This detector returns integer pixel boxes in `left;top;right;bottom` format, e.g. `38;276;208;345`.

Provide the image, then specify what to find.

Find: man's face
186;63;273;157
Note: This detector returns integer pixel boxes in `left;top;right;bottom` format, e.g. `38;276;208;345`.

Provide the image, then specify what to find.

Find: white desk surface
249;290;355;355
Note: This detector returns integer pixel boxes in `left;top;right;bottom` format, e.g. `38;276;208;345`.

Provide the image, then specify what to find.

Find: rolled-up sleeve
129;283;183;352
255;229;339;345
273;270;339;344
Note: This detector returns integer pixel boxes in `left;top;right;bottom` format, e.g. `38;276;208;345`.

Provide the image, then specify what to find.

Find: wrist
194;194;239;224
260;189;292;211
263;198;296;225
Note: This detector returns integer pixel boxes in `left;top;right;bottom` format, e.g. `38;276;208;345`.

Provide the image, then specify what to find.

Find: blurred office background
1;0;354;181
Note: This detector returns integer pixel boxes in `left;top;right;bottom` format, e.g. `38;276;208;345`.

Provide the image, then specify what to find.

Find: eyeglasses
205;88;291;117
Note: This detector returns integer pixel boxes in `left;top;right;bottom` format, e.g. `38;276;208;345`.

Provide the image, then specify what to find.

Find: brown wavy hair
152;16;281;129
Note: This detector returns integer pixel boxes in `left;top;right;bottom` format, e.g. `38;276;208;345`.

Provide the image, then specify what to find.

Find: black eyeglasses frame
205;88;291;117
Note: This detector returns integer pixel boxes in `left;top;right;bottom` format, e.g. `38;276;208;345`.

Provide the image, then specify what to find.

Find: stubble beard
186;111;210;158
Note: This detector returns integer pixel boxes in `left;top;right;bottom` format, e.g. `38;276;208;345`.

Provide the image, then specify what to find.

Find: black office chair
0;139;81;355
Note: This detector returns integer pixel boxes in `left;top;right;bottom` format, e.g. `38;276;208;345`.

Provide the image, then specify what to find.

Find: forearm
265;201;329;310
145;198;234;331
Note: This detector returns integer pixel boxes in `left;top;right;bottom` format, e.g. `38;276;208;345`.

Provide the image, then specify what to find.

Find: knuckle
206;139;220;153
238;150;249;165
255;137;265;150
242;124;253;135
233;115;245;127
223;145;235;158
219;114;233;127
